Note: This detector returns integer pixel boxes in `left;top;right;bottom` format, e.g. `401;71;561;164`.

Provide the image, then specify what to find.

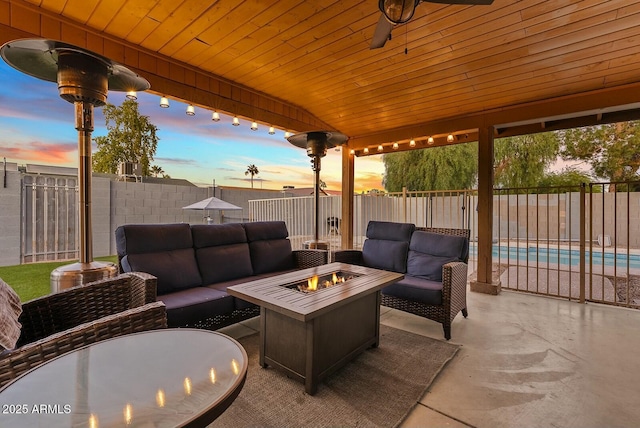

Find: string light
427;136;434;145
409;139;416;147
392;142;399;149
186;105;195;116
447;134;455;143
251;122;258;131
232;117;240;126
159;97;169;108
212;111;220;121
269;126;275;135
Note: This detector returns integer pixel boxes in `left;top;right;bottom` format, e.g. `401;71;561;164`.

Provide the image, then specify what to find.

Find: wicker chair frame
0;273;167;388
334;227;470;340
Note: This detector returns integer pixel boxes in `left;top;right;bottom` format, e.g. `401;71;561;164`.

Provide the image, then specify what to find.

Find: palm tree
245;164;259;188
150;165;164;177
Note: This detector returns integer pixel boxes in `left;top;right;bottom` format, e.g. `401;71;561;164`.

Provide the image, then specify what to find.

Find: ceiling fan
370;0;495;49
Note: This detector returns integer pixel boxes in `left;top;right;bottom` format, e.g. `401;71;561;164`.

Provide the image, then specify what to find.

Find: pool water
469;244;640;270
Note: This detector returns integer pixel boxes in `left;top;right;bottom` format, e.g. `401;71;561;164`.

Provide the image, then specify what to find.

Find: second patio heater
0;39;150;291
288;131;347;249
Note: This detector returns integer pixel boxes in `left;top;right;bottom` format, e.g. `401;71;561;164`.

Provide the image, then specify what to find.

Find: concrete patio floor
220;288;640;428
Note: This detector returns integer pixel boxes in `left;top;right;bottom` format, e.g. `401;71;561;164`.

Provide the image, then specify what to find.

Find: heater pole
75;101;94;264
312;156;321;243
287;130;346;250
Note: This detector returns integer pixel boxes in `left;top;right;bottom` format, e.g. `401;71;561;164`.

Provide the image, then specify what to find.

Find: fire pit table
227;262;403;395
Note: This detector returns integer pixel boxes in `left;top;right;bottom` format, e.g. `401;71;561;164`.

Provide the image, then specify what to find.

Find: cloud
154;157;197;166
0;139;76;165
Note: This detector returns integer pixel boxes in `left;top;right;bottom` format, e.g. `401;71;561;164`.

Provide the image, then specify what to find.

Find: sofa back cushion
116;223;202;295
243;221;295;274
406;231;469;281
191;224;253;284
362;221;415;273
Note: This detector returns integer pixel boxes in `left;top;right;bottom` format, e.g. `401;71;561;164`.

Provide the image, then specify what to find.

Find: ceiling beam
494;108;640;138
347;82;640;149
352;132;479;157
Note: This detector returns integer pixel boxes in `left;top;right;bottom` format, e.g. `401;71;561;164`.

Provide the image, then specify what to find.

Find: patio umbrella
182;197;242;211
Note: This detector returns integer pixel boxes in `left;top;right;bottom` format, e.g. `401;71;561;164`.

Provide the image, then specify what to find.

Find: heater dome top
287;131;348;151
0;38;149;93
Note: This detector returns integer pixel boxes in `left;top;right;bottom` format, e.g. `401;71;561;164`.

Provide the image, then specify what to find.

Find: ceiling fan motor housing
379;0;420;24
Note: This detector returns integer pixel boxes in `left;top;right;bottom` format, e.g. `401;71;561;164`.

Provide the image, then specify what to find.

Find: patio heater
0;39;150;291
287;131;347;249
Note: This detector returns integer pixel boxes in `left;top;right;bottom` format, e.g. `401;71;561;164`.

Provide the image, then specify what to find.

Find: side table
0;329;247;427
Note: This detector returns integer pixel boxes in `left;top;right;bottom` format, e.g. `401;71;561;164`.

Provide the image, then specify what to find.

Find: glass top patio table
0;328;247;427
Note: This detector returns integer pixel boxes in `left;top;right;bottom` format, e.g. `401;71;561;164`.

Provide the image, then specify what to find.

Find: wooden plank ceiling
6;0;640;152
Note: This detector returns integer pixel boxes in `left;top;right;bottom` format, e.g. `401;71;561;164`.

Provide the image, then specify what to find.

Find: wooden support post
470;126;501;295
341;146;354;249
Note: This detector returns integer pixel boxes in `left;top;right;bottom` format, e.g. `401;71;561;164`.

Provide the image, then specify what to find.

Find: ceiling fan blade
425;0;494;4
370;14;394;49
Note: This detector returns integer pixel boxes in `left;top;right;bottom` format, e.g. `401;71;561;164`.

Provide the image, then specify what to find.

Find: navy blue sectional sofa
116;221;327;328
333;221;470;340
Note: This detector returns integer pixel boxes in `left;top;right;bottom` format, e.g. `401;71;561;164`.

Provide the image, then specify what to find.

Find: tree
150;165;164;178
92;99;159;176
493;132;560;189
245;164;259;188
537;168;594;193
559;121;640;191
382;143;478;192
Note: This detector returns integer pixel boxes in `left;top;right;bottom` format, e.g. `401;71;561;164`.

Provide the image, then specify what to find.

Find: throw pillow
0;278;22;350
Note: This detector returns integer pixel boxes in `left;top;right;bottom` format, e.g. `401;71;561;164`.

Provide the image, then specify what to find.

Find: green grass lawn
0;256;118;302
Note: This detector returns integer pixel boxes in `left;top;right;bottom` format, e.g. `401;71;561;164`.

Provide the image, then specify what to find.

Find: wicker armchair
382;227;470;340
334;223;470;340
0;272;167;388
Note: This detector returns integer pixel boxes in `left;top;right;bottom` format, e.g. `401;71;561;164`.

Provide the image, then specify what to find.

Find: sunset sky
0;60;385;193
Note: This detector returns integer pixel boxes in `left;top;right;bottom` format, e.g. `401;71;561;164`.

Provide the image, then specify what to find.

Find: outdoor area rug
210;325;460;428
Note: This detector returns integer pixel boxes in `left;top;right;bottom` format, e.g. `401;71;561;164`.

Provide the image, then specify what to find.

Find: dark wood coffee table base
260;291;380;395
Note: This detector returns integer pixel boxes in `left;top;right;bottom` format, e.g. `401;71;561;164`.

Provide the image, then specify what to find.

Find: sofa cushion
249;240;295;274
115;223;193;256
196;244;253;284
243;221;289;241
410;231;469;260
366;221;415;242
382;276;443;305
406;251;459;281
191;223;253;284
244;221;295;274
362;239;410;273
406;231;468;281
159;287;235;328
122;249;202;295
361;221;415;273
191;223;247;248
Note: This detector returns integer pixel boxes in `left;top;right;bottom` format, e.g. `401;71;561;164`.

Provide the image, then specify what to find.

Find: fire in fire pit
284;271;360;293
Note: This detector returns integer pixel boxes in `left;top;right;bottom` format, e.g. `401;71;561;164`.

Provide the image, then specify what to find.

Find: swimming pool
469;244;640;270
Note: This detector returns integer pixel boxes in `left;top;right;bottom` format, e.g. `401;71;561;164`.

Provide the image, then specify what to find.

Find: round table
0;329;247;427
